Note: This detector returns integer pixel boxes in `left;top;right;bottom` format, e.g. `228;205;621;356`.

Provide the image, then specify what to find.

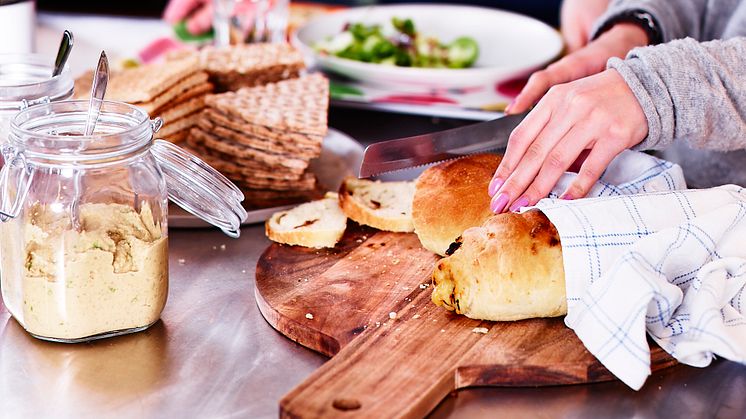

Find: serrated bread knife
358;111;528;178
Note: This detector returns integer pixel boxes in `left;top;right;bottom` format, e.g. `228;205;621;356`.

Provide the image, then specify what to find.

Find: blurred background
36;0;563;26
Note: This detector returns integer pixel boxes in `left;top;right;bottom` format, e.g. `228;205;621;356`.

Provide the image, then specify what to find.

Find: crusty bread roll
431;210;567;321
265;192;347;248
413;154;501;256
338;177;415;232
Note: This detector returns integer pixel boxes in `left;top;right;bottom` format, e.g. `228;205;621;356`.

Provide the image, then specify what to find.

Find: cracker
175;43;306;91
162;128;190;144
159;97;206;124
137;73;210;113
203;109;323;149
106;57;200;103
191;127;310;172
151;82;213;115
237;170;317;191
159;112;200;137
205;73;329;137
187;139;307;178
73;70;94;99
196;116;320;158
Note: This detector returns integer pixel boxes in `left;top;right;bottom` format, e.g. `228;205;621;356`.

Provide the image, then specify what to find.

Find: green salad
313;17;479;69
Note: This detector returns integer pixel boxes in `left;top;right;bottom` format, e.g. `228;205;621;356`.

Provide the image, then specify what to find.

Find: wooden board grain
255;223;677;418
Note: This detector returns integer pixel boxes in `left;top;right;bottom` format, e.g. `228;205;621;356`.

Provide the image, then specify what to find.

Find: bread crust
431;210;567;321
413;154;502;256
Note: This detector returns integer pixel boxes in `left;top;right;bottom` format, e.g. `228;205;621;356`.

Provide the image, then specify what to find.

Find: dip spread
0;202;168;341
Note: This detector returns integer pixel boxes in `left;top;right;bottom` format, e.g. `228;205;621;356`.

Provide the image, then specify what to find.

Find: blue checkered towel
531;150;746;390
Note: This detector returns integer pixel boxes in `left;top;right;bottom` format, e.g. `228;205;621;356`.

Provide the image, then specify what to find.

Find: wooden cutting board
255;223;676;418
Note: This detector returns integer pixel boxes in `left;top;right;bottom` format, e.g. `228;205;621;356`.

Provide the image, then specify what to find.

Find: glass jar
0;54;74;145
0;100;246;343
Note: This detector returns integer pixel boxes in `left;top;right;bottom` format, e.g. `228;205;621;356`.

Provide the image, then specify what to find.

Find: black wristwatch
595;9;663;45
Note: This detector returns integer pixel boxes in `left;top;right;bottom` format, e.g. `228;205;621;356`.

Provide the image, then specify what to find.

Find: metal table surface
2;109;746;418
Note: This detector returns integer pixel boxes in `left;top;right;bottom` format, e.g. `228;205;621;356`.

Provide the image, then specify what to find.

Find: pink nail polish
509;197;529;212
561;193;574;200
491;193;509;213
488;177;504;197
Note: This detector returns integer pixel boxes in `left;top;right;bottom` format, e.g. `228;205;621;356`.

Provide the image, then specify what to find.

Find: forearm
609;37;746;151
591;0;708;42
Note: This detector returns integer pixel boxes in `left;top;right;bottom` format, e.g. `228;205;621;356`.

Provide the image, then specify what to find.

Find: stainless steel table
2;110;746;418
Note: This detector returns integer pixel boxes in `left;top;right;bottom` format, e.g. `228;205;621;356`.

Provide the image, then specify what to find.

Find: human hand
561;0;611;53
487;69;648;213
507;23;649;115
163;0;213;35
163;0;266;36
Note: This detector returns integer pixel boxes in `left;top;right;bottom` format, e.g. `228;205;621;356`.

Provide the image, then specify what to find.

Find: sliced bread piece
338;177;416;233
265;192;346;248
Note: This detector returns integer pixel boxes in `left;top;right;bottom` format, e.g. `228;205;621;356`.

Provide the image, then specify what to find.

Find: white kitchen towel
532;150;746;390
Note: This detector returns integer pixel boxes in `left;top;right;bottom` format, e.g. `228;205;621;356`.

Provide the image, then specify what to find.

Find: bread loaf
431;210;567;321
412;154;501;256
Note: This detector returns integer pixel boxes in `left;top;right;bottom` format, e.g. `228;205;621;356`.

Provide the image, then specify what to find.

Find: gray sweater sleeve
607;37;746;151
590;0;708;41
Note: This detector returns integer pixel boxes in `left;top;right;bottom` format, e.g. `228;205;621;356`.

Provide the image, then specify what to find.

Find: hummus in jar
0;202;168;341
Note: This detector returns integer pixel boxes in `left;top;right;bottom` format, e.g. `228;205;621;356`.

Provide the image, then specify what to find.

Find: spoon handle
52;30;73;77
84;51;109;136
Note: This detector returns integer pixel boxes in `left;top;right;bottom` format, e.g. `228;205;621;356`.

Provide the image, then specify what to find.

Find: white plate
168;128;364;228
294;4;564;89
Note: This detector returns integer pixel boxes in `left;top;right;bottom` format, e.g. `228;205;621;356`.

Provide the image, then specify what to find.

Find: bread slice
338;177;416;233
265;193;346;248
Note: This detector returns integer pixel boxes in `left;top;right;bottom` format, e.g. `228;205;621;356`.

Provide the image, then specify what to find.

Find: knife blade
358;111;527;178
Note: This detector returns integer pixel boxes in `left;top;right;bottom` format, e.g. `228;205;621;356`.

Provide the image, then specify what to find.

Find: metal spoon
52;30;73;77
83;51;109;136
71;51;109;230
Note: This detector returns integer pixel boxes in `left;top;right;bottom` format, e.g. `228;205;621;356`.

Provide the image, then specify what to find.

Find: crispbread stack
168;43;305;91
187;73;329;208
75;57;214;144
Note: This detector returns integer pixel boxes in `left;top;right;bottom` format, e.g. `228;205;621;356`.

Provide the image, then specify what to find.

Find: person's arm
591;0;709;42
488;37;746;213
610;37;746;152
561;0;611;52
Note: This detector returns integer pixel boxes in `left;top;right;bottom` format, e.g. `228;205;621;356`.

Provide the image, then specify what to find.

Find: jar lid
151;140;248;238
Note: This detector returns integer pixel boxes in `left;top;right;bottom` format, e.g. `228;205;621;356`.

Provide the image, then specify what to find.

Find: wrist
597;23;650;58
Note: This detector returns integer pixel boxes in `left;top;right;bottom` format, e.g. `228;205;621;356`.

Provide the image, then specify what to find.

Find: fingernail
561;193;574;200
504;101;515;114
490;193;509;213
488;177;504;197
509;196;529;212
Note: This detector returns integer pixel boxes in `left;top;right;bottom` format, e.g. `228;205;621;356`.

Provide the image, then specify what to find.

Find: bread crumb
392;258;400;265
440;329;445;333
177;258;186;265
389;311;397;320
472;327;488;334
413;314;421;319
402;286;409;291
305;313;314;320
419;283;430;289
